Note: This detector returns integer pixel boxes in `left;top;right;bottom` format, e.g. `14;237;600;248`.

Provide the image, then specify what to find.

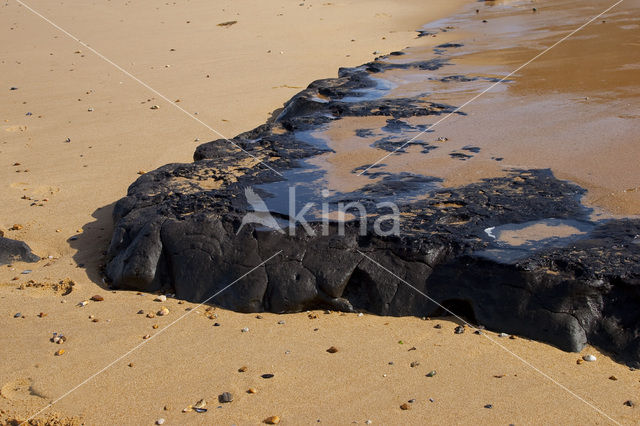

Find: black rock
0;237;39;265
104;46;640;368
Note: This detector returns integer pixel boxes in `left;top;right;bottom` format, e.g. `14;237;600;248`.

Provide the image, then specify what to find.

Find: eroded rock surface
106;54;640;366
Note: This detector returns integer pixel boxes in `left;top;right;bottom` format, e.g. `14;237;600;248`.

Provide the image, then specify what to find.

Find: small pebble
241;327;249;332
278;320;285;325
247;388;257;394
157;306;170;316
128;362;134;367
90;295;104;301
623;400;634;407
326;346;338;353
583;354;596;362
433;324;442;329
499;332;509;338
238;366;248;372
218;392;233;403
193;399;206;409
55;349;65;356
13;313;21;318
156;419;165;425
400;403;411;410
142;334;151;339
261;373;275;379
264;416;280;424
155;295;167;302
213;322;220;326
150;105;160;110
408;399;416;403
454;325;465;334
78;301;88;307
609;375;618;381
137;310;145;314
365;421;372;425
410;361;420;368
426;370;437;377
474;330;483;335
484;404;493;409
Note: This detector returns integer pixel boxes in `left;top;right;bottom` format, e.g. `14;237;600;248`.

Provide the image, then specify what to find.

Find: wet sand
2;0;640;424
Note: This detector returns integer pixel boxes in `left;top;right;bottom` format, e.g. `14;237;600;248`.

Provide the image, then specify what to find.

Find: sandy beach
2;0;640;424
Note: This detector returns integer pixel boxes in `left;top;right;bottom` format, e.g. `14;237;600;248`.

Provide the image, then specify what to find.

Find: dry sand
1;0;639;424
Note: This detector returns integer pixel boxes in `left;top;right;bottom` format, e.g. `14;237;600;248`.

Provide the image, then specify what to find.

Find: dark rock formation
105;52;640;366
0;237;39;265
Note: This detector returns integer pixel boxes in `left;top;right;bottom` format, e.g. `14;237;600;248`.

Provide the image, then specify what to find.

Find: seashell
193;399;206;409
583;354;596;362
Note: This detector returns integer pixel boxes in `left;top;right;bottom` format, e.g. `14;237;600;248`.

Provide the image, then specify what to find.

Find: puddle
477;218;595;263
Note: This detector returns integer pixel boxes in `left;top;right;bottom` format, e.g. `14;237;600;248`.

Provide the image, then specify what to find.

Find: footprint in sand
1;378;47;401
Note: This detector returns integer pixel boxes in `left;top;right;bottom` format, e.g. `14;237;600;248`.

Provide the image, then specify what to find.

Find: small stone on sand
264;416;280;424
90;295;104;301
583;354;596;362
327;346;338;353
218;392;233;403
400;403;411;410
